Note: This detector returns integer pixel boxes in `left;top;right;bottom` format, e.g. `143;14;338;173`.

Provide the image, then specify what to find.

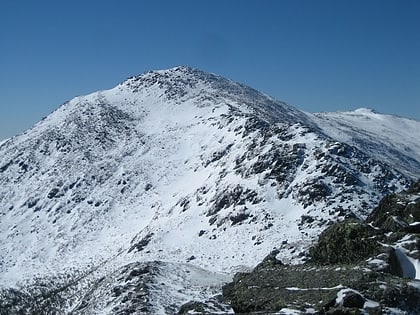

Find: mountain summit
0;67;419;313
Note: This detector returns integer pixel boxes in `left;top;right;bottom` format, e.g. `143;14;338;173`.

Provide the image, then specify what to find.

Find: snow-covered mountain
0;66;419;313
310;108;420;179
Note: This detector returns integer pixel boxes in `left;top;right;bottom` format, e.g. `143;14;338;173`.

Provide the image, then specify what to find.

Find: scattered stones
223;181;420;314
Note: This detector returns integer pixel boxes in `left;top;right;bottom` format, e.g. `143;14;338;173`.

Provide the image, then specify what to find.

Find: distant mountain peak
353;107;378;114
119;66;312;127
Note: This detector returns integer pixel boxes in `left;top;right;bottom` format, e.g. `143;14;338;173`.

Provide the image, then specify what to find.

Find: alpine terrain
0;66;419;314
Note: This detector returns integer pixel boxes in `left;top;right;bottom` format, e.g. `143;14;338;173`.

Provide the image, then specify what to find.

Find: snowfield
310;108;420;179
0;66;419;313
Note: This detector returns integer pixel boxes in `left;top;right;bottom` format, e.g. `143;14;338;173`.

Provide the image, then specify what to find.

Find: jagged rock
309;220;380;264
254;249;283;270
223;182;420;314
223;264;359;313
0;273;82;315
223;261;420;314
367;181;420;232
177;301;206;314
338;290;365;308
388;247;405;278
0;261;231;315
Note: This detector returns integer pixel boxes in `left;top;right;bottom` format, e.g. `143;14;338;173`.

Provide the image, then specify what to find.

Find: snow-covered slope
310;108;420;179
0;66;418;313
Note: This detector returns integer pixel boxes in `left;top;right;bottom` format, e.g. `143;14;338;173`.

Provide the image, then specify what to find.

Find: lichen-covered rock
177;296;231;315
367;181;420;232
223;264;361;313
309;220;380;264
223;182;420;314
223;263;420;314
177;301;207;314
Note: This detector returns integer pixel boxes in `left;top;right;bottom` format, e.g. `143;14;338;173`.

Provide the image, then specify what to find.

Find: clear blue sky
1;0;419;140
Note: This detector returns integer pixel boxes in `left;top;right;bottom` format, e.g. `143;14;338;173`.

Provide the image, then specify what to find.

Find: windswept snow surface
0;67;417;298
310;108;420;179
0;139;8;147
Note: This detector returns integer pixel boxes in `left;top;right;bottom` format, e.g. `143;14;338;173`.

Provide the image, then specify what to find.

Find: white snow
364;299;380;309
310;108;420;179
0;67;419;313
0;138;8;147
335;288;380;309
335;288;354;306
278;308;303;315
286;285;344;291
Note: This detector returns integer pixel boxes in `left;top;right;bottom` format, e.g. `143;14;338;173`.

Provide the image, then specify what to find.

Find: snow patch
286;285;344;291
278;308;303;315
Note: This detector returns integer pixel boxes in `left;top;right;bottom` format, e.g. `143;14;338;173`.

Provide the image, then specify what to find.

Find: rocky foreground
221;181;420;314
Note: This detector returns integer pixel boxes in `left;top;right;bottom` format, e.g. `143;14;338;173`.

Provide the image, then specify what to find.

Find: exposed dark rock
208;185;260;217
223;261;420;314
26;198;40;209
223;182;420;314
300;215;315;224
0;160;13;173
177;295;233;315
310;220;380;264
177;301;206;314
405;222;420;233
47;187;60;199
299;180;331;203
178;197;190;212
128;232;154;253
388;248;404;278
204;143;234;167
367;181;420;232
72;262;159;315
340;290;365;308
229;212;250;225
254;249;283;270
223;264;362;313
0;272;84;315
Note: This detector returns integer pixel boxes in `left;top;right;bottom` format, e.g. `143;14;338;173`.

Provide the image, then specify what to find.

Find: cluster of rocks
222;181;420;314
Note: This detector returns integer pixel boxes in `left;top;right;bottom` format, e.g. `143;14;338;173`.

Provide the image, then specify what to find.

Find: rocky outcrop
0;261;231;315
223;263;420;314
223;181;420;314
309;220;380;265
367;181;420;234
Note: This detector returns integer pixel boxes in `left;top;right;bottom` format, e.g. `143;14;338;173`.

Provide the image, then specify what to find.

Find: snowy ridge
0;66;419;313
310;108;420;179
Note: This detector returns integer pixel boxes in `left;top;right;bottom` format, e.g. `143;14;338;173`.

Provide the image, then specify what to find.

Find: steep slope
0;67;417;313
223;180;420;314
310;108;420;179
